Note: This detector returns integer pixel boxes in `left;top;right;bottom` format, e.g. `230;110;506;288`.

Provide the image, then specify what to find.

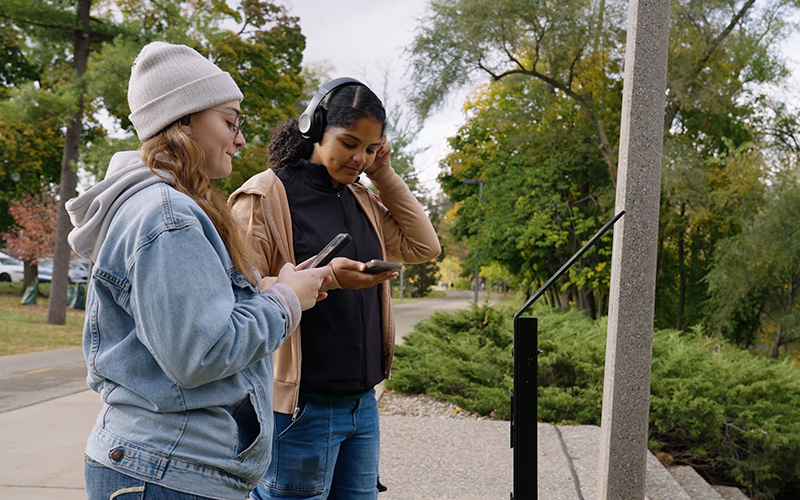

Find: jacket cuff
264;283;301;335
366;164;402;192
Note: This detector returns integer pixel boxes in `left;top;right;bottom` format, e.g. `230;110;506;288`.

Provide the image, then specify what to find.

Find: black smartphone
363;259;402;274
302;233;353;269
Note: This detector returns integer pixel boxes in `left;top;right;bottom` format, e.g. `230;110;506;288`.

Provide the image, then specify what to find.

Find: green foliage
0;20;38;95
439;76;617;317
538;311;800;499
408;0;626;122
386;304;515;418
535;309;608;424
83;1;307;191
411;0;800;336
3;0;306;193
401;260;439;298
0;83;71;234
705;178;800;355
656;137;768;330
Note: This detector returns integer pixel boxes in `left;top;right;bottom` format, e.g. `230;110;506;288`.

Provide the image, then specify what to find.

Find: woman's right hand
275;261;333;310
329;257;398;290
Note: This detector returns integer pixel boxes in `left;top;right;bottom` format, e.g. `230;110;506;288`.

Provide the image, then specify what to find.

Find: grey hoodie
66;151;173;261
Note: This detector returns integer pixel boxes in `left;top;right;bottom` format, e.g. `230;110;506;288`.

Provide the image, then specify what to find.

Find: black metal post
511;315;537;499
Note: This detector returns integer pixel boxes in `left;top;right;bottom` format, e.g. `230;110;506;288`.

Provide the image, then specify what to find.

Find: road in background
393;289;502;342
0;347;87;413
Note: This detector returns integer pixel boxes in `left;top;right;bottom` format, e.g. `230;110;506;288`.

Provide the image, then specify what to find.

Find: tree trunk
768;321;783;358
769;333;781;359
47;0;91;325
579;288;597;319
21;262;38;296
597;290;606;319
560;289;570;309
676;203;686;331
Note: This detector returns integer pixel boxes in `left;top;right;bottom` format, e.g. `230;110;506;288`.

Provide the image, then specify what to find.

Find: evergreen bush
387;304;514;418
389;305;800;499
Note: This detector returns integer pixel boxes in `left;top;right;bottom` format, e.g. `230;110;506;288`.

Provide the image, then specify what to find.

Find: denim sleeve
129;224;288;389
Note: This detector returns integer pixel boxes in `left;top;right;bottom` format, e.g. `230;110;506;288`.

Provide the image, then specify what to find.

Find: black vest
277;160;384;395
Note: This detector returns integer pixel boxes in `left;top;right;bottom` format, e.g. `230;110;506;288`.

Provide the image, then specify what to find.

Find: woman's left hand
364;137;391;176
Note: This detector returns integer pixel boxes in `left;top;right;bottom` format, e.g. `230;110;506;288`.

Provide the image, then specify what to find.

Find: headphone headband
298;77;364;142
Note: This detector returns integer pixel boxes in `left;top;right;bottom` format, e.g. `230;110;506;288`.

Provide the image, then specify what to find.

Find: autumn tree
2;192;59;290
0;16;76;236
3;0;306;323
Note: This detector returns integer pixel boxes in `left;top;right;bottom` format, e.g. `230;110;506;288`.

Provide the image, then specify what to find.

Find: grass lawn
0;283;84;356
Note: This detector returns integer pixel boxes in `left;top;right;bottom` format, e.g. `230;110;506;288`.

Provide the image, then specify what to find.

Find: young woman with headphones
229;78;441;499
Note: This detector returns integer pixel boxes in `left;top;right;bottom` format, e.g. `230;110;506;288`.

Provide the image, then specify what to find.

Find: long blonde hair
141;122;258;285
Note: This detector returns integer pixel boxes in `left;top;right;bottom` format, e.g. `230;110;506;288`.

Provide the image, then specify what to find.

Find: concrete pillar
597;0;670;499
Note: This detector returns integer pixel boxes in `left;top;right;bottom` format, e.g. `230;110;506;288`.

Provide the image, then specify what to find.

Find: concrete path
0;388;513;499
0;290;515;499
0;390;96;499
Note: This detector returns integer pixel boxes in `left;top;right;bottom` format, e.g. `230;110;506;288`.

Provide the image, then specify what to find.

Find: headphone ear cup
298;77;364;142
307;107;327;144
298;110;313;138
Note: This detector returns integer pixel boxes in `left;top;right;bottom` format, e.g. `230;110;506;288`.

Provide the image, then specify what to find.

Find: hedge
388;305;800;499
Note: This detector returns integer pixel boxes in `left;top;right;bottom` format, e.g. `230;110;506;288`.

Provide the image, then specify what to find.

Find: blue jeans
85;456;215;500
251;390;380;500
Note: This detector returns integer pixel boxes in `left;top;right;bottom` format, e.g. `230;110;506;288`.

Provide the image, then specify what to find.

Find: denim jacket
66;151;300;499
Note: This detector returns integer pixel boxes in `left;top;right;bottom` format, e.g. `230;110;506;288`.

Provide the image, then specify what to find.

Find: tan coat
229;164;441;414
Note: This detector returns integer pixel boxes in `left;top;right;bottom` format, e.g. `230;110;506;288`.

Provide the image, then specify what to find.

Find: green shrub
390;304;800;499
537;311;800;500
648;331;800;500
387;304;515;418
536;309;607;425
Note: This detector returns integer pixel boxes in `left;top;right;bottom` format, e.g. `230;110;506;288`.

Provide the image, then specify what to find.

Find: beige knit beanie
128;42;243;141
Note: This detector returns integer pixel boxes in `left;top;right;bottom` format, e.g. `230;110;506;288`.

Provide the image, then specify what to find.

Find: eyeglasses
209;108;246;137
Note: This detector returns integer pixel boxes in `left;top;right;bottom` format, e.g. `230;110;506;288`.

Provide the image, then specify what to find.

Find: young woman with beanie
66;42;332;499
228;78;440;499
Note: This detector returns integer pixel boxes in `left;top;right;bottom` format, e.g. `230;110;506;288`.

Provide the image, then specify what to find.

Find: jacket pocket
230;391;264;461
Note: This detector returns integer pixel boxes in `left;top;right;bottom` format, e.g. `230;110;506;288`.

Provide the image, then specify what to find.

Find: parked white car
0;252;25;283
37;258;90;284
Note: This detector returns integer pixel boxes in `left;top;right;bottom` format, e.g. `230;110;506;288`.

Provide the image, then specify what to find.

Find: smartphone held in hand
363;259;402;274
302;233;353;269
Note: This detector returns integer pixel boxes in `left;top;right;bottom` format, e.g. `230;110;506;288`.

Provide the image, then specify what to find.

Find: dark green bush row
387;304;514;418
388;305;800;499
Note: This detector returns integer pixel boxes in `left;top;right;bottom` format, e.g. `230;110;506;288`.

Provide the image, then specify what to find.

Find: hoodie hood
67;151;174;261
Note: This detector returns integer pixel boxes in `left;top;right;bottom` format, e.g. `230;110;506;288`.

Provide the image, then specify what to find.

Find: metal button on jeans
109;447;124;462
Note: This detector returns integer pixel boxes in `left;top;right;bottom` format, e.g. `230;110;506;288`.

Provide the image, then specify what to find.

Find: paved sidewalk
0;389;513;499
0;390;95;499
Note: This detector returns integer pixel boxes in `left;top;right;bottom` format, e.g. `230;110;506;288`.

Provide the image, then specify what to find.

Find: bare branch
665;0;758;133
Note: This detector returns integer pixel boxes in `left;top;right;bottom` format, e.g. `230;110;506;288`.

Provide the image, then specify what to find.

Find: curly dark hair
268;83;386;170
